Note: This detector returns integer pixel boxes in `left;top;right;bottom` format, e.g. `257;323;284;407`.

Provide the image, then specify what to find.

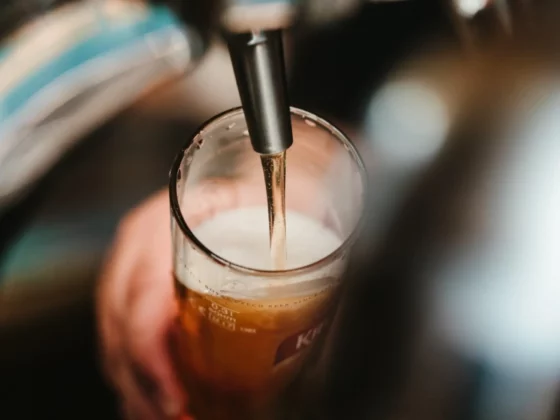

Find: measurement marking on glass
240;327;257;334
208;302;237;331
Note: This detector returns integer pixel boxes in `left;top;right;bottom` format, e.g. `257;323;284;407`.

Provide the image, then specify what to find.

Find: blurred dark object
284;5;560;420
290;1;455;126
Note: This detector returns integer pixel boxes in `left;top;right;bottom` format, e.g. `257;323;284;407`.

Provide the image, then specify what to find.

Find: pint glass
169;107;365;419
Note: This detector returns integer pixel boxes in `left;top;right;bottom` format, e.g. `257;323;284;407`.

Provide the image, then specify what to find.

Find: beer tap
151;0;360;156
224;29;294;156
219;0;369;156
153;0;417;155
153;0;521;161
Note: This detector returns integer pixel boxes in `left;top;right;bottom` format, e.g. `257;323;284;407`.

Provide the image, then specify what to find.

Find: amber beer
174;277;336;419
171;205;345;419
169;107;365;419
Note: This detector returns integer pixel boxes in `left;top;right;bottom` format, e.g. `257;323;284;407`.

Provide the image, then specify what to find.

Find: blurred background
0;0;458;418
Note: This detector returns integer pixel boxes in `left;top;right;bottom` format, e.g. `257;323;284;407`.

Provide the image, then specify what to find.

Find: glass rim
169;106;367;277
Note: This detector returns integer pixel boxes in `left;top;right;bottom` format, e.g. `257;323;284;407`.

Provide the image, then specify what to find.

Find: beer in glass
169;107;365;419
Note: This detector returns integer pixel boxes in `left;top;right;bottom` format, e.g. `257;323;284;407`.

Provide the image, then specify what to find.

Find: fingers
96;195;166;371
123;198;183;416
125;268;184;418
116;363;164;420
97;249;128;388
97;189;184;419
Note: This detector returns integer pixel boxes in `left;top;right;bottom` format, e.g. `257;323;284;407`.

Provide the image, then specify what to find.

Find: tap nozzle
226;29;293;155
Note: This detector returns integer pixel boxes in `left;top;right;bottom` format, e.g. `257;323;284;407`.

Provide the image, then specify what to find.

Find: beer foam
176;207;344;297
194;207;342;270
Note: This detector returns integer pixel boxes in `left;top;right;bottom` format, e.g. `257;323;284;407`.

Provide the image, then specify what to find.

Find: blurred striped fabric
0;0;196;208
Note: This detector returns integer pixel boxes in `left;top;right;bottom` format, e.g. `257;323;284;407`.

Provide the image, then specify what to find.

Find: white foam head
177;207;343;298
